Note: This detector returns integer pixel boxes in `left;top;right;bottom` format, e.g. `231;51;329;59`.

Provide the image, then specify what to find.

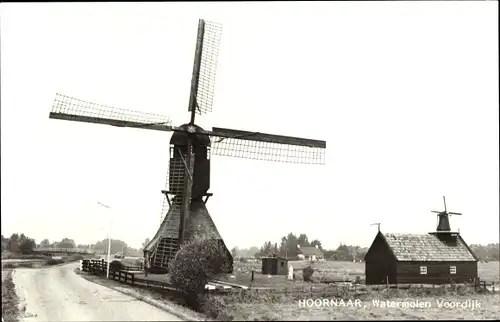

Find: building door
271;259;278;275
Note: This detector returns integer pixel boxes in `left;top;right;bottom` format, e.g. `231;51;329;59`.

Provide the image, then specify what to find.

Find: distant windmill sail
431;196;462;232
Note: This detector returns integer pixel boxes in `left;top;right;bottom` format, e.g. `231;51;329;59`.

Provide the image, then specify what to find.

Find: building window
420;266;427;275
450;266;457;275
280;262;284;268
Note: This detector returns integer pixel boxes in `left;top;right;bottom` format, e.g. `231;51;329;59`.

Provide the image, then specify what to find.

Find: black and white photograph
1;1;498;321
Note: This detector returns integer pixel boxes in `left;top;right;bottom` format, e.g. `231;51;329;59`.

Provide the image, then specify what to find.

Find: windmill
431;196;462;232
48;19;326;273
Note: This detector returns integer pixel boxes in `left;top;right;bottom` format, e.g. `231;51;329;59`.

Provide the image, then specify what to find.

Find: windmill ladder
152;237;179;269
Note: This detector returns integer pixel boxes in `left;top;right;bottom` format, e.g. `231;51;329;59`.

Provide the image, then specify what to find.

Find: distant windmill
431;196;462;232
48;19;327;273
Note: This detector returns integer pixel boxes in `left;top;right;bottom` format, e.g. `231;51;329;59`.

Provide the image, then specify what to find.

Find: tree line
232;234;499;262
1;233;152;258
231;232;368;261
1;233;36;254
470;243;499;261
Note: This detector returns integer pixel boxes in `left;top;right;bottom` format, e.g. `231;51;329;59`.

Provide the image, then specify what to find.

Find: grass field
212;293;500;320
478;261;499;282
206;260;500;320
227;260;499;289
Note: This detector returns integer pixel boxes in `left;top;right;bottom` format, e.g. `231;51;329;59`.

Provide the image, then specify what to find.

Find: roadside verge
1;269;21;322
75;269;209;321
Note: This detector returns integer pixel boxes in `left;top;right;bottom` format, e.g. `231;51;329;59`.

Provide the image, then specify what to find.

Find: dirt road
12;262;183;321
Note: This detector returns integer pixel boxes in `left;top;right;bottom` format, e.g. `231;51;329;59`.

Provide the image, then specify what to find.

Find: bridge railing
33;247;95;254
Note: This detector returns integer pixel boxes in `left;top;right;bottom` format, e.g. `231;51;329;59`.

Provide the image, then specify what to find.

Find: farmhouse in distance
364;200;478;285
297;245;325;261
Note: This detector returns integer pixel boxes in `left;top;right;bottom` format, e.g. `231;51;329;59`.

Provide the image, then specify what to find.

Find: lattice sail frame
191;21;223;115
210;137;325;165
51;93;173;126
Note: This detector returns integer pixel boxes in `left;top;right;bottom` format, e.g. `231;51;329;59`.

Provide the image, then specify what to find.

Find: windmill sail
209;127;326;164
188;20;223;115
50;93;173;132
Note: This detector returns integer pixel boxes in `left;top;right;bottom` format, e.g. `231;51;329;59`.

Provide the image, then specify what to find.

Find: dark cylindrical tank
168;124;210;200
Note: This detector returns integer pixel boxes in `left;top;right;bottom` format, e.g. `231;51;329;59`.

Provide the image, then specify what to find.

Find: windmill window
206;147;211;160
169;146;174;159
450;266;456;274
420;266;427;275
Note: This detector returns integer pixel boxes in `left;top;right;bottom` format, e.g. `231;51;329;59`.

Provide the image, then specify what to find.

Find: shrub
65;255;84;262
46;259;64;266
203;295;234;320
168;235;229;310
303;266;314;282
20;262;37;268
109;260;124;271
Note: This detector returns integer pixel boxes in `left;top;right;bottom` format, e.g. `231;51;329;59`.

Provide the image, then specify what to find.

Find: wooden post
179;139;195;245
251;270;254;281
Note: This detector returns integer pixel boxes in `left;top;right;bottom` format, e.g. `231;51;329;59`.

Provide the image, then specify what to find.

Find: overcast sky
1;2;498;250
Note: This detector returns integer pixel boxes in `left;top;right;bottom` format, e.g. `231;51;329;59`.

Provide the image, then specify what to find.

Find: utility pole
371;222;381;232
98;201;112;279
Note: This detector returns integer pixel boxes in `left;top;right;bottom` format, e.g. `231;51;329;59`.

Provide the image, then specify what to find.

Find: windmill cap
170;123;211;146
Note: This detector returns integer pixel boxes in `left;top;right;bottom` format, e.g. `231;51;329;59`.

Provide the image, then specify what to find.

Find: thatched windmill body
49;19;327;273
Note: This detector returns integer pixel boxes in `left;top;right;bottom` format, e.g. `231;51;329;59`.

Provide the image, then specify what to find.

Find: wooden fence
34;247;95;254
81;259;178;291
